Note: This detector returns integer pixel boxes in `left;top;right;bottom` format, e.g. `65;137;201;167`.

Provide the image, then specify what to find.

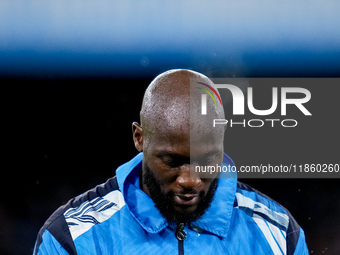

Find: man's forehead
153;98;221;132
162;98;190;129
149;122;223;152
152;143;223;159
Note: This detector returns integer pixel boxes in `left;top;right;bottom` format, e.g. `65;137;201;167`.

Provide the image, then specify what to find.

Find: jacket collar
116;152;237;238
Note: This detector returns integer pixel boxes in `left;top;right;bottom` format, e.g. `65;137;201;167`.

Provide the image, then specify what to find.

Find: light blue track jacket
34;152;309;255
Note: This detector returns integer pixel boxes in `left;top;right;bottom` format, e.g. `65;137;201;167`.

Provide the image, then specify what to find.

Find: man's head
132;69;225;224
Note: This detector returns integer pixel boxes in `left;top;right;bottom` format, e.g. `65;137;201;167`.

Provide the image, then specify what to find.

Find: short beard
142;162;219;224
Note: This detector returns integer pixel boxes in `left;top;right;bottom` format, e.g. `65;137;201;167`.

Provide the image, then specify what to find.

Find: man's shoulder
234;181;304;255
235;181;289;216
34;176;125;255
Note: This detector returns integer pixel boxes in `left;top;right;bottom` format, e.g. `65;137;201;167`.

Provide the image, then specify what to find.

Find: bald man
34;70;308;255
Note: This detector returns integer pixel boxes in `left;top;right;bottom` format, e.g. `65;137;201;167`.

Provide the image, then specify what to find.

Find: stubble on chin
142;162;219;224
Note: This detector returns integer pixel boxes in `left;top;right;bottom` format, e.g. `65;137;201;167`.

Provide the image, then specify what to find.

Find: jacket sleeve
293;228;309;255
33;230;70;255
33;204;78;255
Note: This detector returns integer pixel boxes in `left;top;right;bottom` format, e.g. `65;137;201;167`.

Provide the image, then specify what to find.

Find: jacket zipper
176;223;187;255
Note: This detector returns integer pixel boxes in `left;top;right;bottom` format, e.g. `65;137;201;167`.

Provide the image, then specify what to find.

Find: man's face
141;125;224;224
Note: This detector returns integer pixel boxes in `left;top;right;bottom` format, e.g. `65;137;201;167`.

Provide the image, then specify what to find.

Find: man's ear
132;122;143;152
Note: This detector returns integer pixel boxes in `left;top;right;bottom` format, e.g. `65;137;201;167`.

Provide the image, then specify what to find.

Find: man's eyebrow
155;150;219;159
203;150;221;157
155;151;186;158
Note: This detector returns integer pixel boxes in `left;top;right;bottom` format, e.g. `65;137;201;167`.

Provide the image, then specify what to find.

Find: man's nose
176;164;201;189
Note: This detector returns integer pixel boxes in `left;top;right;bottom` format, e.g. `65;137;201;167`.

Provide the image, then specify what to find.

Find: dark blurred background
1;1;340;254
